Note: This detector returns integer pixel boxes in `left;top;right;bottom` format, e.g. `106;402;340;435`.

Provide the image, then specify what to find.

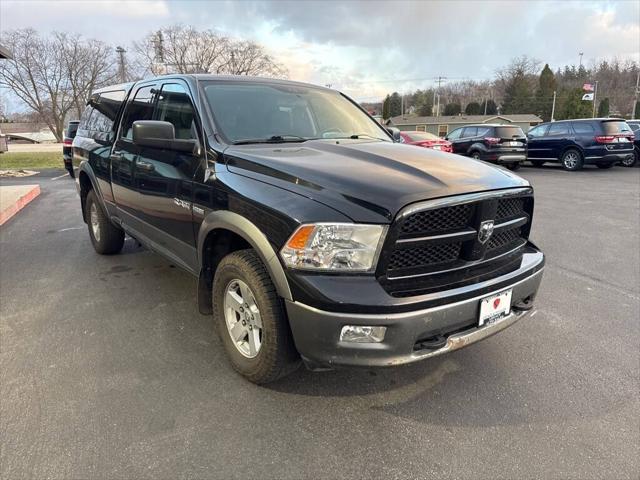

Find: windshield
203;81;390;144
406;131;439;141
602;120;633;135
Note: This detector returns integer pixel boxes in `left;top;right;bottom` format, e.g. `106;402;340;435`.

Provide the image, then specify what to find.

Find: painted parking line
51;173;69;181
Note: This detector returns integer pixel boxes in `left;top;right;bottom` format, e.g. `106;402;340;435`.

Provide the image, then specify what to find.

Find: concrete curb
0;184;41;226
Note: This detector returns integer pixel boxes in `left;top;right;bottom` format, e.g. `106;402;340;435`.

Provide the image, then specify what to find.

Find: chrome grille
379;189;533;296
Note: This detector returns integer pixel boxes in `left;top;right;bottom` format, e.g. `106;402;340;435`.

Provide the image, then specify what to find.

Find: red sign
583;83;594;92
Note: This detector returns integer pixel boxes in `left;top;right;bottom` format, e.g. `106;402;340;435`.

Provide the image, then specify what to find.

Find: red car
400;131;452;152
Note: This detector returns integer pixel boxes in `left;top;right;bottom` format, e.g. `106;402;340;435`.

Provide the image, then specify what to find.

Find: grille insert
400;203;473;236
496;197;524;221
387;243;462;271
488;227;522;251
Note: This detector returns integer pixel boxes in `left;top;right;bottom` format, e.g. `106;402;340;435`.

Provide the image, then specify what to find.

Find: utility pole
579;52;584;68
115;46;126;82
551;90;556;122
592;81;598;118
401;92;404;117
632;71;639;119
435;76;446;117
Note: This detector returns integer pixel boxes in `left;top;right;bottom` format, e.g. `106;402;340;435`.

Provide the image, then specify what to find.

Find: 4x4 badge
478;220;495;244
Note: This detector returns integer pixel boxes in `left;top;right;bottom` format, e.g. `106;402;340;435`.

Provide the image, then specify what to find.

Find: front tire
470;151;481;160
85;190;124;254
213;249;300;384
561;149;583;171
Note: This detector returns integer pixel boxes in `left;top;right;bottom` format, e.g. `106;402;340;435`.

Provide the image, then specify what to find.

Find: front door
132;81;202;272
525;124;549;160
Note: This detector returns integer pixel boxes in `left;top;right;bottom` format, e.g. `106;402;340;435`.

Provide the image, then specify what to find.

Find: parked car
526;118;634;170
400;131;452;152
445;124;527;170
62;120;80;176
625;120;639;167
72;75;544;384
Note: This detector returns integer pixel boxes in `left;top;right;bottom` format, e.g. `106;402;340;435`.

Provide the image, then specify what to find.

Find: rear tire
530;160;545;168
596;162;614;169
506;162;521;171
470;151;481;160
213;249;300;384
561;149;583;171
620;150;637;167
85;190;124;254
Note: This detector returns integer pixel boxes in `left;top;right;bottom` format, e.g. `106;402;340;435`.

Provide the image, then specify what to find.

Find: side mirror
385;126;402;142
132;120;199;154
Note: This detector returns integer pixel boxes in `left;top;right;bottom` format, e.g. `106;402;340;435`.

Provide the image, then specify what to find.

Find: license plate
479;289;512;326
432;145;442;150
508;141;521;146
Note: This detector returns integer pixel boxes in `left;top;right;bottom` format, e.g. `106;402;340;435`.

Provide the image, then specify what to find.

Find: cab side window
155;84;198;140
120;86;156;140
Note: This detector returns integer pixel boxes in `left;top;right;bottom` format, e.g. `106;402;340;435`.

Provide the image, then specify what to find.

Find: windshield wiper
346;133;386;140
232;135;312;145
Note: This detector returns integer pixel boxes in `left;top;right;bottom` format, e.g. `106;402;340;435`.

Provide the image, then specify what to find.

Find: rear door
111;83;158;221
457;126;477;154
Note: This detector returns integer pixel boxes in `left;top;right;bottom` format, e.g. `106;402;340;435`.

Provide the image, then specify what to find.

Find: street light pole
632;71;639;119
115;46;126;82
592;81;598;118
551;90;556;122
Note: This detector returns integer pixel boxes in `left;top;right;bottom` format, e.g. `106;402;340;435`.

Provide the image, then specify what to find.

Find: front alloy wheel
561;149;583;171
224;279;263;358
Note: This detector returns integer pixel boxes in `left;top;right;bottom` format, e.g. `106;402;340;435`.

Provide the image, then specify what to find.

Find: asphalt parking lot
1;165;639;479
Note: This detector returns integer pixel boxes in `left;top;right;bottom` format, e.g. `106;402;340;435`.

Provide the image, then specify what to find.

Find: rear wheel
620;150;637;167
470;151;481;160
530;160;545;168
213;249;300;384
596;162;614;169
561;149;583;171
85;190;124;254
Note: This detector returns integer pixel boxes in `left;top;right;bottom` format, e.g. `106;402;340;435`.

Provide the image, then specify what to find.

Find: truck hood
224;139;529;223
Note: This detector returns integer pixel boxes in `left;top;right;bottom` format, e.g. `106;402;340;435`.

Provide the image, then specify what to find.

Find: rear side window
495;126;525;138
601;121;633;135
121;86;157;140
547;123;570;136
78;90;126;140
571;122;595;134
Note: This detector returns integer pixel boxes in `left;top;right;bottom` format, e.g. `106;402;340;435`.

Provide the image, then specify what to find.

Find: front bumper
285;255;544;369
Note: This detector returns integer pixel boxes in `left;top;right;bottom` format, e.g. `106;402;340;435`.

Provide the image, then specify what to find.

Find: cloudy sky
1;0;639;102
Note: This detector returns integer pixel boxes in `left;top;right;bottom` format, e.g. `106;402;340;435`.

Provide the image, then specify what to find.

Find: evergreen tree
417;101;433;116
465;102;482;115
382;94;390;119
536;63;556;121
558;88;592;120
443;103;462;116
389;92;402;117
597;97;610;117
481;99;498;115
502;70;534;114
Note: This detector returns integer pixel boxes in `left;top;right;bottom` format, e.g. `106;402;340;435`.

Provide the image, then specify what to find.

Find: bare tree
134;25;287;78
0;29;116;141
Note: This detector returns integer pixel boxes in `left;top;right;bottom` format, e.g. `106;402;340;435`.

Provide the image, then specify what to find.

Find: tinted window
155;84;197;140
447;128;463;140
495;126;525;138
572;122;595;134
601;121;633;135
66;122;80;138
203;82;389;143
85;90;126;134
476;127;491;137
527;124;548;137
627;122;640;132
78;105;94;131
462;127;477;137
547;122;570;136
121;86;157;140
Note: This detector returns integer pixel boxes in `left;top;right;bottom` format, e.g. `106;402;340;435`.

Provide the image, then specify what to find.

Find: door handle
110;151;124;161
137;160;155;172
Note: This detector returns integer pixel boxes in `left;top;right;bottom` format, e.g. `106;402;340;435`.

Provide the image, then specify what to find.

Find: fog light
340;325;387;343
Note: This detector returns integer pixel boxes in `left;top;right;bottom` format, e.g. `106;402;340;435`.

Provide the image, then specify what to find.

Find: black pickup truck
72;75;545;383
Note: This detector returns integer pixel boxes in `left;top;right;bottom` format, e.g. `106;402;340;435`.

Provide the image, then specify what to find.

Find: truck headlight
280;223;387;271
